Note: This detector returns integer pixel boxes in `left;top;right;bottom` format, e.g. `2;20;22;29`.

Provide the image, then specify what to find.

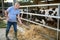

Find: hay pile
10;24;57;40
16;24;48;40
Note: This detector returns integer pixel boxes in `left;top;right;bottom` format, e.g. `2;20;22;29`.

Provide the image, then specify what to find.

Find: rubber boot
14;32;18;40
6;31;10;40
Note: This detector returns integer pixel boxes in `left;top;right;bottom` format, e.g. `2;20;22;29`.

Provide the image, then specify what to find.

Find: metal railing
20;3;60;40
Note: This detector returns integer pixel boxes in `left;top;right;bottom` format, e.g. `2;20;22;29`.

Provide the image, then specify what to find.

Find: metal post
27;7;29;26
26;7;30;27
57;5;60;40
59;5;60;16
1;0;4;17
13;0;16;5
46;0;50;9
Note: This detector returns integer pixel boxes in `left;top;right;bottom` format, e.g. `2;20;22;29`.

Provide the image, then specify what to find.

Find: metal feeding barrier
19;3;60;40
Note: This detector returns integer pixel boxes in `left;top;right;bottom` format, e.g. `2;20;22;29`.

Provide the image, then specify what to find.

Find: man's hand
19;20;23;25
17;13;23;25
5;10;8;21
5;17;9;21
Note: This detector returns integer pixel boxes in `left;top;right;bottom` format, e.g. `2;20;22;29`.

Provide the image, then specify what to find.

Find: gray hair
14;2;20;5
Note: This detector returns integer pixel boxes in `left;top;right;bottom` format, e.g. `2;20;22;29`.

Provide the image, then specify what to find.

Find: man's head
14;2;20;9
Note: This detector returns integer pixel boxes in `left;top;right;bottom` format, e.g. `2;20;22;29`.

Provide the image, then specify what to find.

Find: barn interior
0;0;60;40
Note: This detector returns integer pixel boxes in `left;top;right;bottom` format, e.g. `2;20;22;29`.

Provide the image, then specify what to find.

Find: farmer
5;2;22;40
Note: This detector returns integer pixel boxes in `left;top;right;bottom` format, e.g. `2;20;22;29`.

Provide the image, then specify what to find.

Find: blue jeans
6;21;17;37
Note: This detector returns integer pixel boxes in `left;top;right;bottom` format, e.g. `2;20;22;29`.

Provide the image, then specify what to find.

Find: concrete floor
0;25;22;40
0;28;14;40
0;28;6;40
